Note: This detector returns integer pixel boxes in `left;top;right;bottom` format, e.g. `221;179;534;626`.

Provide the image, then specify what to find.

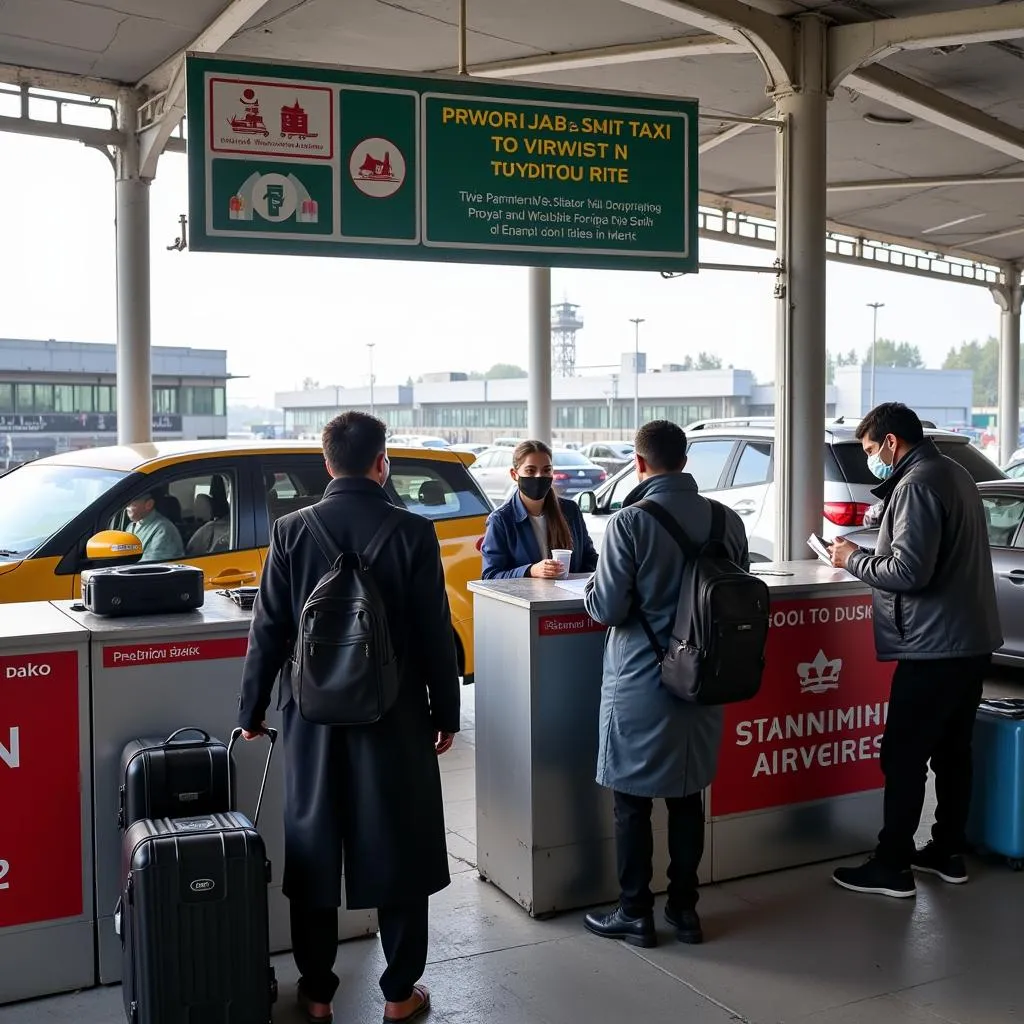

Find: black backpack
292;505;403;725
634;498;769;706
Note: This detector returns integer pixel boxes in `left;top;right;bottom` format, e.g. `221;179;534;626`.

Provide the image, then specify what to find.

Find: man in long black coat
239;411;460;1024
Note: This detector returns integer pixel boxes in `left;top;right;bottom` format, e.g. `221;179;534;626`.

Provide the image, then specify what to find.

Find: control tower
551;300;584;377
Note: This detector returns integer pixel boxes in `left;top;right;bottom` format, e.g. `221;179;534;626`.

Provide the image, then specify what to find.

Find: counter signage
186;54;699;272
713;597;895;817
0;650;82;928
538;613;605;636
103;637;249;668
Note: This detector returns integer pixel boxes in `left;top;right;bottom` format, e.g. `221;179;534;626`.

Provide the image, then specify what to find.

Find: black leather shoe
665;905;703;944
584;906;657;948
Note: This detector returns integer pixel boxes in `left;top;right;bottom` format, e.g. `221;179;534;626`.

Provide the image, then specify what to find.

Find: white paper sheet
806;533;833;566
553;577;592;595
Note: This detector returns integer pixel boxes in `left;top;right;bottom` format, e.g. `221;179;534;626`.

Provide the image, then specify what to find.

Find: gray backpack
634;498;769;706
293;506;403;725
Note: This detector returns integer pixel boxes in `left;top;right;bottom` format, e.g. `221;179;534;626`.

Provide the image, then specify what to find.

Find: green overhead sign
186;54;699;272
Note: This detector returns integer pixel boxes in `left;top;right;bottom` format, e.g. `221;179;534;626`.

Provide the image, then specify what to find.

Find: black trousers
290;896;429;1004
613;790;704;919
876;656;987;870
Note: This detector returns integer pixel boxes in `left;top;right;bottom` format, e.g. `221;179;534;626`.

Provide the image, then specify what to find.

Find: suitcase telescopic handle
227;727;278;827
163;727;212;745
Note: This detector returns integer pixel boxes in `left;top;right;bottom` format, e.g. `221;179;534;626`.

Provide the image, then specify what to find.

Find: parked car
846;479;1024;667
578;441;634;475
387;434;449;449
469;446;607;503
449;443;490;461
0;441;489;681
1005;460;1024;479
576;423;1004;558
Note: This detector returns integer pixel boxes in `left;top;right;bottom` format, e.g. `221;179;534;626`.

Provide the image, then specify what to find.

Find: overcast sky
0;131;1001;407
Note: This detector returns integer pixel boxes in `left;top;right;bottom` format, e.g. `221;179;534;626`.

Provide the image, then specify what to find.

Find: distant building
0;338;229;465
280;361;975;446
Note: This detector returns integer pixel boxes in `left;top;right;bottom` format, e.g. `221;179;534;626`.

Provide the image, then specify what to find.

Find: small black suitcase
83;563;205;616
117;729;278;1024
119;728;233;830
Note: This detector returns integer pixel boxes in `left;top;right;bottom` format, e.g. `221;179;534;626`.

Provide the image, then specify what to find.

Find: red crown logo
798;649;842;694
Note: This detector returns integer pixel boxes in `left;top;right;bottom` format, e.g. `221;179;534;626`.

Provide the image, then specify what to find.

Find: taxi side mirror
577;491;597;515
83;530;144;569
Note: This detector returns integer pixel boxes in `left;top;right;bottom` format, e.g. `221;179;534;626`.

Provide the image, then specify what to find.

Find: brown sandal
383;983;431;1024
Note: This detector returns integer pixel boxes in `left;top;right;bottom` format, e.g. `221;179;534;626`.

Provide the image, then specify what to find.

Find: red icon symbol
227;88;270;137
280;100;319;140
357;150;398;181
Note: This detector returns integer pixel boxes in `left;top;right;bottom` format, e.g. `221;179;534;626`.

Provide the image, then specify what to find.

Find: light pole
367;342;376;417
630;317;645;431
867;302;884;410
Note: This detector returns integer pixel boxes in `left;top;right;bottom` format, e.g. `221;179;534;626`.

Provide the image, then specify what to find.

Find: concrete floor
4;686;1023;1024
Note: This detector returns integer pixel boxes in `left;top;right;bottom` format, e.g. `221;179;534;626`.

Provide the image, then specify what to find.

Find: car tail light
598;471;607;482
823;502;872;527
475;537;484;552
553;472;570;482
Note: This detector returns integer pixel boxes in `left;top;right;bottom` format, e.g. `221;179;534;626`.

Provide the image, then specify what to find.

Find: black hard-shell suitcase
116;729;278;1024
119;727;233;830
82;563;205;616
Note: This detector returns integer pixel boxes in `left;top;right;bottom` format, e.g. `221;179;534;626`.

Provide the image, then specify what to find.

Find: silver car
578;441;634;476
577;423;1004;559
848;479;1024;666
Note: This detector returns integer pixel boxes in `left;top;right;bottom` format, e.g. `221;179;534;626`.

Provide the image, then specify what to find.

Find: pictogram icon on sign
280;100;319;140
228;88;270;137
798;649;843;694
349;137;406;198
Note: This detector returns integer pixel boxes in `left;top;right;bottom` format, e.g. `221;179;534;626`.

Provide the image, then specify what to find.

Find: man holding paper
828;403;1001;899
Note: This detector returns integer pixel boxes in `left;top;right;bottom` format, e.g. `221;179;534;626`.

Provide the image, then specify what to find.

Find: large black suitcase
117;729;278;1024
119;727;233;830
83;563;205;616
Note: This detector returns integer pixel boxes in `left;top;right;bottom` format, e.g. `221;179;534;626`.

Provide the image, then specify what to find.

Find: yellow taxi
0;441;489;681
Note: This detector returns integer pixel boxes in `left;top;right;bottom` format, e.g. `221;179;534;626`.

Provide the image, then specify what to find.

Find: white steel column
528;267;553;445
994;268;1024;464
115;91;153;445
773;15;829;561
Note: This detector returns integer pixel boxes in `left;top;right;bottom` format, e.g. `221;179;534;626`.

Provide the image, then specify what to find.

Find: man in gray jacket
583;420;748;947
830;403;1001;898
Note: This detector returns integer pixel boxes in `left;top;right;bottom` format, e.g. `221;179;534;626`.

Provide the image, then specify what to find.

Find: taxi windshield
0;463;127;559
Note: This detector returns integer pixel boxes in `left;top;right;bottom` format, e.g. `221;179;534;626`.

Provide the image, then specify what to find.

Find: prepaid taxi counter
469;563;895;917
0;604;94;1005
0;592;376;1005
55;593;378;985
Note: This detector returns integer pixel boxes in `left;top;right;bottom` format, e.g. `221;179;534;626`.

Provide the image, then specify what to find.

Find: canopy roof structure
2;0;1024;278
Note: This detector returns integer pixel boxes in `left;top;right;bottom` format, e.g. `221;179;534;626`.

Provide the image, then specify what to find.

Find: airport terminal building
0;339;229;466
278;357;973;446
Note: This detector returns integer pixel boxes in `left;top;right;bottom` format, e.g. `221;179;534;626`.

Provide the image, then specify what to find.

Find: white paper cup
551;549;572;577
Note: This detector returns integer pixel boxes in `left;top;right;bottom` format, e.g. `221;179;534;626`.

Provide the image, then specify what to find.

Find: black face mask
518;476;553;502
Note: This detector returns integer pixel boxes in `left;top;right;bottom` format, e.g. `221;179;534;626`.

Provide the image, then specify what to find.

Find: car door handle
732;500;757;515
209;570;258;586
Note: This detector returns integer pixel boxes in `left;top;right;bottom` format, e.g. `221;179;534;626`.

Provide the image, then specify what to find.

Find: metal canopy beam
847;66;1024;165
135;0;277;179
728;171;1024;198
830;3;1024;87
458;33;739;77
617;0;793;89
0;63;122;99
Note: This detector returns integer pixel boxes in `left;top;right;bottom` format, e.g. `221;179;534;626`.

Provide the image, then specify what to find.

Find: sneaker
664;905;703;944
832;857;916;898
911;842;968;884
584;905;657;948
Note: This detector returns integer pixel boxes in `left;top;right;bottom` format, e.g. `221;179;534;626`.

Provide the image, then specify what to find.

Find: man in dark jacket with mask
238;412;460;1023
830;403;1001;898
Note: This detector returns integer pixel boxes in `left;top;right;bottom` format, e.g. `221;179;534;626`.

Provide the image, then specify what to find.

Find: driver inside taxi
125;491;184;562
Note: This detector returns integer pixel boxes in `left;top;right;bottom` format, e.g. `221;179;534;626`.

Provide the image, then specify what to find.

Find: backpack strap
300;505;342;565
362;507;404;566
709;501;727;546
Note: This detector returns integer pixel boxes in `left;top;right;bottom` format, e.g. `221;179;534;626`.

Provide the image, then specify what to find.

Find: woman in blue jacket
481;440;599;580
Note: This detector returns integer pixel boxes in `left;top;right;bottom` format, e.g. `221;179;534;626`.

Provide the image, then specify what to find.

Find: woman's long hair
512;440;573;552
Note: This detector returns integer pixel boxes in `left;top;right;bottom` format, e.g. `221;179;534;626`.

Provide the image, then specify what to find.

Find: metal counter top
0;600;92;645
468;560;867;610
51;591;254;638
